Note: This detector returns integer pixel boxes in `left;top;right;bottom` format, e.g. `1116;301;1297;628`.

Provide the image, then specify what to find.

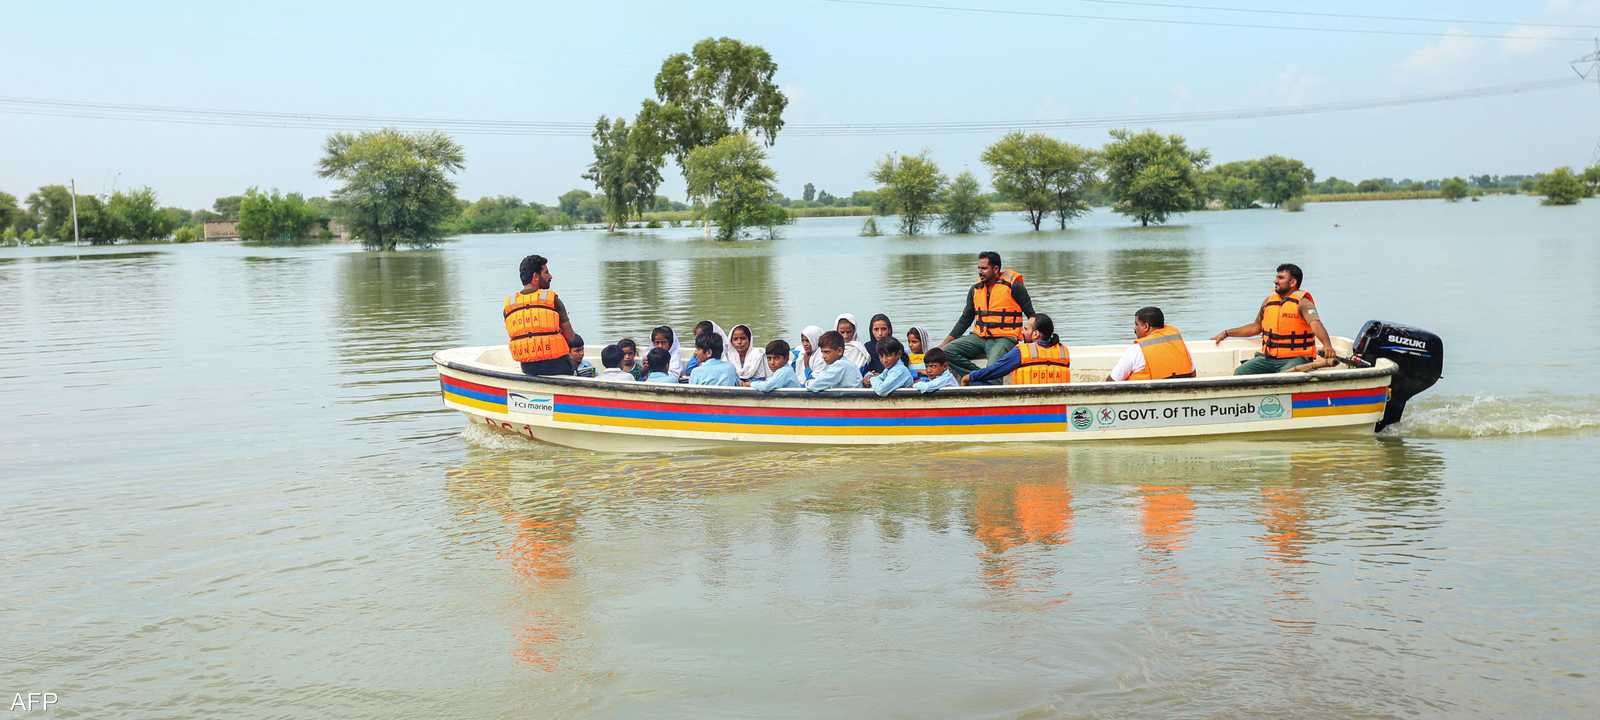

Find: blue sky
3;0;1598;208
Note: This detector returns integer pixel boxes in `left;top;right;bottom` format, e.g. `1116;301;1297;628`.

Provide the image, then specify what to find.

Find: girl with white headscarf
725;323;767;380
795;325;823;381
650;325;685;380
833;313;871;370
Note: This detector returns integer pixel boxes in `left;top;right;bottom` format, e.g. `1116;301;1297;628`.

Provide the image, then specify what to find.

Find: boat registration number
1068;394;1291;431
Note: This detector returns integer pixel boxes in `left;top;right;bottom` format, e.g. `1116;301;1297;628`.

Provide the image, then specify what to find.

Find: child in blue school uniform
913;347;958;394
862;337;915;396
749;339;803;393
805;331;863;392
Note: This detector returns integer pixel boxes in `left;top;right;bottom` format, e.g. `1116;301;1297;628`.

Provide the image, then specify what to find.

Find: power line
819;0;1598;42
0;78;1582;138
1067;0;1600;31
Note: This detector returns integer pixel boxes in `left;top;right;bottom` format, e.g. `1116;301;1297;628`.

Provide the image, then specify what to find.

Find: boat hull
435;345;1393;452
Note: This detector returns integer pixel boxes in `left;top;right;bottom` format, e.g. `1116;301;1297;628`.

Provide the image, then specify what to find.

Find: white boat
434;321;1442;453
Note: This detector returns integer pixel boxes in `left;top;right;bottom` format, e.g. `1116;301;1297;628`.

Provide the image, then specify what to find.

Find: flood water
3;196;1598;718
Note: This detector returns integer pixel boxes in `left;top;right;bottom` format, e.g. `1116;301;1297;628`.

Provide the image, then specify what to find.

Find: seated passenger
862;337;915;396
681;320;728;381
617;337;646;380
506;253;579;377
805;330;864;392
833;313;871;369
727;324;767;381
905;325;931;379
1108;306;1197;381
568;334;597;378
688;333;740;386
596;344;636;382
961;313;1070;386
749;339;804;393
643;347;676;384
794;325;823;381
1212;263;1334;375
650;326;684;380
913;347;958;394
862;313;899;375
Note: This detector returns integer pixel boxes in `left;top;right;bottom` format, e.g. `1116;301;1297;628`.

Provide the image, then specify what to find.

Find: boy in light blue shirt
643;347;676;384
913;347;959;394
805;331;864;392
749;339;803;393
862;337;915;396
688;333;741;386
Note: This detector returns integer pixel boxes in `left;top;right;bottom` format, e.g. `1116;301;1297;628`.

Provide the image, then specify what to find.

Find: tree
816;189;837;205
1207;160;1260;209
238;187;319;242
1535;167;1585;206
584;115;664;230
575;195;607;224
1440;177;1469;202
802;182;816;202
1100;129;1209;227
1251;155;1315;208
939;171;991;234
1583;165;1600;197
683;133;782;241
105;187;175;242
0;192;20;234
73;195;111;244
26;185;76;241
636;37;787;179
558;189;592;217
871;152;946;235
316;129;465;250
212;195;244;219
981;131;1097;230
1356;179;1387;193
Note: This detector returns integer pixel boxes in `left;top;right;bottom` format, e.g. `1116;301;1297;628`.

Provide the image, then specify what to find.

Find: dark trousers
520;357;574;376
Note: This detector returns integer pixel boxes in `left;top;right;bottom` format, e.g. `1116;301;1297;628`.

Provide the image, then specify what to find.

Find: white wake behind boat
435;320;1443;452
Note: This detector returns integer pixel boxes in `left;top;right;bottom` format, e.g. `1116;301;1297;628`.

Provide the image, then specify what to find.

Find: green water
3;196;1597;717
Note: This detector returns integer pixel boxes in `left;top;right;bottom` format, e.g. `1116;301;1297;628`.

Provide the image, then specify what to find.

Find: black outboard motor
1353;320;1444;432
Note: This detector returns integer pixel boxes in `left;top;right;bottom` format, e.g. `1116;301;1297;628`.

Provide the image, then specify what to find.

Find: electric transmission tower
1574;38;1600;165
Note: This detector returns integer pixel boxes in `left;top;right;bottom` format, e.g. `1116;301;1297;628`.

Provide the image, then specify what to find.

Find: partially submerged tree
981;131;1097;230
316;129;465;250
584;115;664;230
1251;155;1315;208
939;171;991;234
237;187;319;242
684;133;783;241
871;151;946;235
1100;129;1210;227
1536;167;1584;206
104;187;175;242
637;37;787;179
1440;177;1469;202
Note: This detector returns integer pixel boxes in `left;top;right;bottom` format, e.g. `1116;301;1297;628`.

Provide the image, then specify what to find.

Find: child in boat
688;333;740;386
727;324;767;381
680;320;727;381
617;337;646;380
794;325;823;381
833;313;871;369
805;331;864;392
913;347;958;394
862;313;898;375
569;334;596;377
596;344;636;382
643;347;675;384
749;339;803;393
905;325;931;379
650;326;684;380
863;337;914;396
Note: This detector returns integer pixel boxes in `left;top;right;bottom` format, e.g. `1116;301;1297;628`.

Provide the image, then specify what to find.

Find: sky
3;0;1599;209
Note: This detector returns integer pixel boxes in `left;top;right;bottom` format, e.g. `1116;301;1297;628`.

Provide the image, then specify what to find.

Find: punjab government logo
1258;396;1285;419
1070;407;1093;430
1097;407;1116;427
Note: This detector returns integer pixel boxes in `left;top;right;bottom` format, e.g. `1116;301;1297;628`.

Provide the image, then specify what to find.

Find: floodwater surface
2;196;1598;718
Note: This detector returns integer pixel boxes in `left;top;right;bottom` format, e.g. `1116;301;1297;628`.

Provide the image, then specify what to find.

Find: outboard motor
1353;320;1444;432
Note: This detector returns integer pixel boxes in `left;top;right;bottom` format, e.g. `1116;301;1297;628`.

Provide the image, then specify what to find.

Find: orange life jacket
1009;341;1071;385
1130;325;1197;380
973;270;1025;339
1261;290;1316;358
503;289;569;363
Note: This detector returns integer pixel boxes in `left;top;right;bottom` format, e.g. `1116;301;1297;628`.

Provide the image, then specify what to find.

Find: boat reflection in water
442;430;1444;672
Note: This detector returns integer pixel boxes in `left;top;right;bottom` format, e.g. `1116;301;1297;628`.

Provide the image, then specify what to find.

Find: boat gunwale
434;350;1396;402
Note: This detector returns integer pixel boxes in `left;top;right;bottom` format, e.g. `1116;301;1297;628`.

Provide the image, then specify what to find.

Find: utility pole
69;179;81;246
1573;38;1600;166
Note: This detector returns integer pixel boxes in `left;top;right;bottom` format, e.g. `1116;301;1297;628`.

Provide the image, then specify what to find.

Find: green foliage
26;185;75;241
105;187;176;242
980;131;1097;230
1536;167;1584;206
1439;177;1469;202
1357;179;1388;193
0;191;20;233
212;195;244;219
1283;196;1306;212
860;216;882;237
1252;155;1315;207
173;225;201;243
1100;129;1209;227
316;129;465;250
684;133;783;241
1312;176;1358;195
73;195;111;244
558;189;592;217
939;171;991;234
1305;190;1443;203
636;37;788;178
575;196;606;224
1206;161;1260;209
870;151;946;235
802;182;815;202
1;226;16;245
1582;165;1600;197
238;187;319;243
584;115;665;229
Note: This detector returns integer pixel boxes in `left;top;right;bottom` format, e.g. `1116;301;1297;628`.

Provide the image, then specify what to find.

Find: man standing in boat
505;254;581;376
938;251;1036;378
1211;263;1335;374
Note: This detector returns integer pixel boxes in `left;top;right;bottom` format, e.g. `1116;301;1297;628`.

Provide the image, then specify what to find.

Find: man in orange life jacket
1107;306;1196;381
504;254;581;376
1211;263;1334;375
938;250;1036;378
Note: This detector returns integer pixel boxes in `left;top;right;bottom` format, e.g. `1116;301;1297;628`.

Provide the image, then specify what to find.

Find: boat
434;320;1442;452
